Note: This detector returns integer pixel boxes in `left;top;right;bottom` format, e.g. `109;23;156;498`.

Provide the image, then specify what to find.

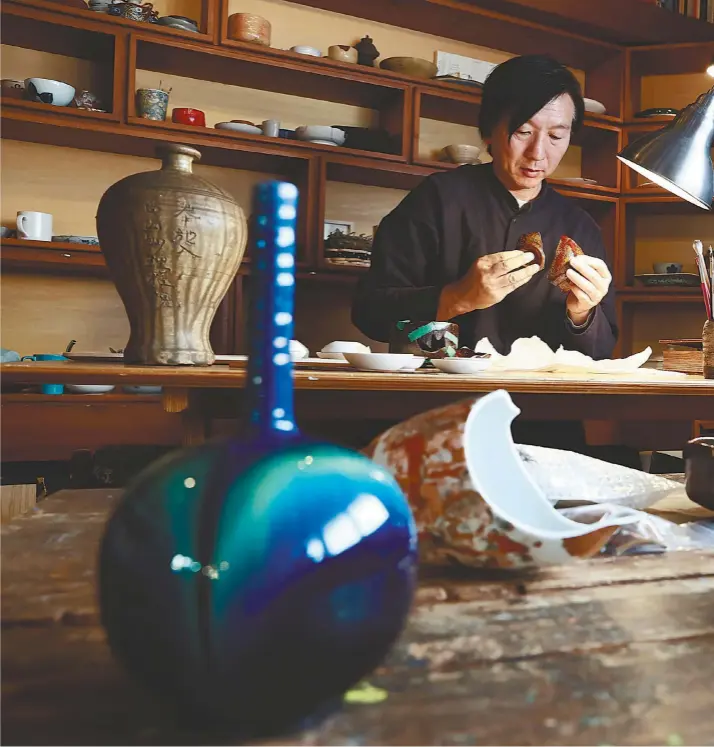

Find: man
352;54;617;361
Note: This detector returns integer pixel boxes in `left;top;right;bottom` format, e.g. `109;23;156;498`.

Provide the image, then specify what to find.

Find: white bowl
215;122;262;135
432;357;492;375
295;126;346;145
321;340;370;355
24;78;75;107
399;357;427;371
583;97;606;115
291;45;322;56
289;339;309;360
65;384;116;394
344;352;418;372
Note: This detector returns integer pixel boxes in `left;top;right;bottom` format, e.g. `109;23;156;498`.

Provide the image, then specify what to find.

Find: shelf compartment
2;3;124;119
412;86;623;190
1;238;107;276
277;0;621;70
618;197;713;289
4;0;216;42
130;34;410;159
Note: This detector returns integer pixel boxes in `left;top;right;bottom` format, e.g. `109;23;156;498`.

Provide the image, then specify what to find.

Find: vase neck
156;144;201;174
246;181;300;440
164;152;194;173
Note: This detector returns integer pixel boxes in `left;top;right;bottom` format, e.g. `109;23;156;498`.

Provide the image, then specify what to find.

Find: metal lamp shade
617;86;714;211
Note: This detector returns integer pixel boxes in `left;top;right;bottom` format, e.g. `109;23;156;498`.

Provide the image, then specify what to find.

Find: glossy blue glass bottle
99;180;418;737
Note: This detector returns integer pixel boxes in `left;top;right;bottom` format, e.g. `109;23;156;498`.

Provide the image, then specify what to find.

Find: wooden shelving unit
1;0;713;357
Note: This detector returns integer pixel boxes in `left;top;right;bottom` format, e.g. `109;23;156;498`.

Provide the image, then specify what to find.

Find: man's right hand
437;250;541;319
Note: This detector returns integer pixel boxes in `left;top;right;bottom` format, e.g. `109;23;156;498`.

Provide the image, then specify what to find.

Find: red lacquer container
172;108;206;127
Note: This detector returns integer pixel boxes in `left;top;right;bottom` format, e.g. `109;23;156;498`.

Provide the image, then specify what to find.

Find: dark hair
479;55;584;141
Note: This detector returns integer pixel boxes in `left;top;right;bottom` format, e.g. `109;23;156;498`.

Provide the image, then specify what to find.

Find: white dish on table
583;97;606;115
399;356;427;371
344;352;418;372
215;122;262;135
65;384;116;394
123;385;163;394
432;357;492;375
320;340;370;355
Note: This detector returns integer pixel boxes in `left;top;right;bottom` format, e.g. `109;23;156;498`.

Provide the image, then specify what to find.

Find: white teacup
16;211;53;241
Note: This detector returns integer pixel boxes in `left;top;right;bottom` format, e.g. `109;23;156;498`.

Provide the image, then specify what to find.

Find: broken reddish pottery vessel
365;391;637;570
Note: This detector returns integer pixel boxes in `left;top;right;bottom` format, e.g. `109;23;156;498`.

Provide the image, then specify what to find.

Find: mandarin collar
482;162;551;214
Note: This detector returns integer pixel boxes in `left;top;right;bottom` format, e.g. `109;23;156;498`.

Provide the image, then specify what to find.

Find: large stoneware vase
96;143;247;365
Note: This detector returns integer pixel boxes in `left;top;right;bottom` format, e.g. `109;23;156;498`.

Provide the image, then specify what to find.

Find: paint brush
693;239;712;320
709;245;713;321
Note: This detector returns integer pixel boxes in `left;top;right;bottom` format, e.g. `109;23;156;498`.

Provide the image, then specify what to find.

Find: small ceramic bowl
290;45;321;57
289;339;309;360
432;357;492;375
328;45;358;63
583;97;606;115
380;57;437;79
685;437;714;510
321;340;370;355
295;125;346;145
65;384;116;394
653;262;683;274
123;385;162;394
441;143;481;164
344;352;417;372
24;78;75;106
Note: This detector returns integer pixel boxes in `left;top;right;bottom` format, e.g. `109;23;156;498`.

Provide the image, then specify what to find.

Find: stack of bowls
88;0;116;11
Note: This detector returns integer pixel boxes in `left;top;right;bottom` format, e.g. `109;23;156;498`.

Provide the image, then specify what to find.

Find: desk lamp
617;86;714;210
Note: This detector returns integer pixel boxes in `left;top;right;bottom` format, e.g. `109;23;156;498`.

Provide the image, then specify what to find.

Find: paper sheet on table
474;335;655;374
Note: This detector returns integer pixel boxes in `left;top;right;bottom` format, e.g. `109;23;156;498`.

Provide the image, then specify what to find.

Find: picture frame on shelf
324;220;354;239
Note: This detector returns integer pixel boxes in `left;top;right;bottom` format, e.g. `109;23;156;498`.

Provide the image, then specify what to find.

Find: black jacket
352;163;618;359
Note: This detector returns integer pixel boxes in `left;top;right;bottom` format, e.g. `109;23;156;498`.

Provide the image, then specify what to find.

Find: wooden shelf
6;0;215;41
617;287;705;304
2;0;710;359
449;0;714;45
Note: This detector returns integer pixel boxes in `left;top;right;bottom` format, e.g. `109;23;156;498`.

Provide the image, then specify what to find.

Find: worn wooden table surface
3;489;714;746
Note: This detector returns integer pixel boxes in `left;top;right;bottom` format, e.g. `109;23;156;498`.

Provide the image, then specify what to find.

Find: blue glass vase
99;180;418;737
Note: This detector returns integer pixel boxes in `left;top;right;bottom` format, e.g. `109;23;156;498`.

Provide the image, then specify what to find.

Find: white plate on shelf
432;357;492;375
583;97;606;115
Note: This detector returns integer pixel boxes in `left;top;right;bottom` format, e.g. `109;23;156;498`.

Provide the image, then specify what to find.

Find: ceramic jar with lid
354;35;379;66
227;13;271;45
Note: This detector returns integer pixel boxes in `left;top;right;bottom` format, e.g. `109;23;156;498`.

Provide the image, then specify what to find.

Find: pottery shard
516;232;545;270
548;235;583;293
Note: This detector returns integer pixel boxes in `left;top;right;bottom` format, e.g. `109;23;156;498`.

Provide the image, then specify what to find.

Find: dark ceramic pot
684;437;714;510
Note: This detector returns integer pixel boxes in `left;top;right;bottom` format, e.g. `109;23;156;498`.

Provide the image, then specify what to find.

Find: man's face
487;93;575;191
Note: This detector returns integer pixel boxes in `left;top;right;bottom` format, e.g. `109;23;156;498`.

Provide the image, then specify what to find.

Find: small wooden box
660;338;704;375
0;484;36;521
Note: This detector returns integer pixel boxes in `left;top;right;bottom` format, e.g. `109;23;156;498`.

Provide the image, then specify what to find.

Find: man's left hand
565;255;612;326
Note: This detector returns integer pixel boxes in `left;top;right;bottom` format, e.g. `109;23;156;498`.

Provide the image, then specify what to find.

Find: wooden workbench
3;488;714;746
2;361;713;452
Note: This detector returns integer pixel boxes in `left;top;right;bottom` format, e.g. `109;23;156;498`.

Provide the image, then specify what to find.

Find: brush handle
246;181;300;438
